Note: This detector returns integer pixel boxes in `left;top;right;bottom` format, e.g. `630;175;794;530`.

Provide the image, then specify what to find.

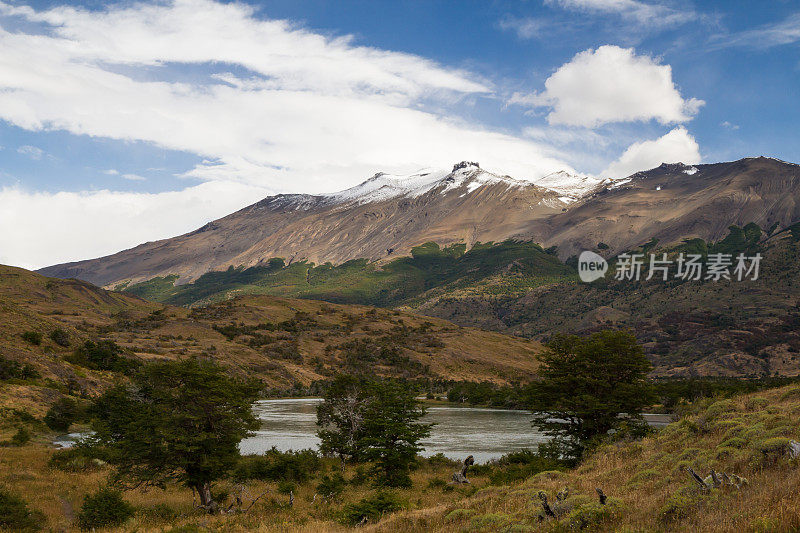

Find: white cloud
122;173;147;181
17;144;44;159
0;181;270;270
601;126;700;178
720;121;739;130
510;45;703;128
0;0;588;269
497;16;547;40
0;0;574;190
103;169;119;175
545;0;694;28
716;13;800;49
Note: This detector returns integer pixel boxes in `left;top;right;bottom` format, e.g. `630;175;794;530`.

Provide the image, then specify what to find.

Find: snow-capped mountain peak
327;162;528;205
533;170;606;200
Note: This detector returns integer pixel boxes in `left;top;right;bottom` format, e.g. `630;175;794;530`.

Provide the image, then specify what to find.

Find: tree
316;374;369;471
44;397;82;432
88;358;260;511
527;330;655;461
360;379;432;488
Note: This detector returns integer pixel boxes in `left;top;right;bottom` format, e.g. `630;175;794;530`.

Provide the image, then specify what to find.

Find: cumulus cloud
601;126;700;178
0;0;586;268
509;46;703;128
0;181;270;270
0;0;575;190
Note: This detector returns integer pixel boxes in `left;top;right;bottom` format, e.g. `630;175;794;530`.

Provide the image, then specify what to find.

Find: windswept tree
88;358;260;511
316;374;369;471
527;330;655;461
361;379;433;488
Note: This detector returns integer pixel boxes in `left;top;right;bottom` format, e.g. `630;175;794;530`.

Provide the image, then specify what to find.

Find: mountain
40;157;800;291
0;264;542;414
529;157;800;258
39;162;573;287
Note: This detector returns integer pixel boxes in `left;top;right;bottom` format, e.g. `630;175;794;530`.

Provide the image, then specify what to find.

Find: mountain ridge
39;157;800;290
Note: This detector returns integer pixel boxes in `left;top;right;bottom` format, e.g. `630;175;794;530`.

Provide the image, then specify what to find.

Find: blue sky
0;0;798;269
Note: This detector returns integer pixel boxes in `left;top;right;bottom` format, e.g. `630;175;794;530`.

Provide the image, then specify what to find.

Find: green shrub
745;397;769;411
44;398;81;432
720;437;747;449
138;503;178;522
316;473;346;499
659;491;698;523
233;449;321;482
49;329;70;347
704;399;734;418
340;492;403;525
21;331;42;346
755;437;790;463
277;480;295;494
76;487;134;530
10;427;31;446
445;508;475;522
0;356;40;381
48;448;102;473
568;498;623;529
0;488;45;531
66;340;139;373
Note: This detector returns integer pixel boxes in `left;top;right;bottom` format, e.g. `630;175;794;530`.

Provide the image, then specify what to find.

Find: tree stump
451;455;474;484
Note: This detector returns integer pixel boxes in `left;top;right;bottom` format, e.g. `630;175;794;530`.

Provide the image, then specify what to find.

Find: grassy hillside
0;265;541;415
3;380;800;531
121;225;800;378
120;240;575;307
375;384;800;533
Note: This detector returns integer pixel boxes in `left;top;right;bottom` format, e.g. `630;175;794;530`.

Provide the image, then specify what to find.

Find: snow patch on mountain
327;162;532;205
533;171;605;199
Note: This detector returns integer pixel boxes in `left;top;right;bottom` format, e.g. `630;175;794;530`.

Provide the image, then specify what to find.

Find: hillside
370;383;800;532
4;378;800;531
0;265;541;414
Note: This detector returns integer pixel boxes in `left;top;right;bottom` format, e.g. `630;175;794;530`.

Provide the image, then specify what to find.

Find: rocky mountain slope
40;157;800;291
529;157;800;258
39;162;573;287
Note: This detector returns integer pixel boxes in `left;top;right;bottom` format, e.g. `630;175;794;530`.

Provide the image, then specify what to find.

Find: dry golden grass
5;385;800;532
0;445;487;532
0;264;540;415
369;386;800;533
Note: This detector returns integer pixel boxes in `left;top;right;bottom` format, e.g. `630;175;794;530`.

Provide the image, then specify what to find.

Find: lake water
56;398;672;463
240;398;544;463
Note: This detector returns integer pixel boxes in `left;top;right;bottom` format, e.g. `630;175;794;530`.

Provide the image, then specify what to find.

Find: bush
10;427;31;446
44;397;81;432
76;487;134;530
66;340;139;373
233;449;321;482
568;499;623;529
21;331;42;346
340;492;403;526
0;488;45;531
316;473;346;499
48;448;102;473
277;480;295;495
0;356;39;381
49;329;70;347
472;449;563;485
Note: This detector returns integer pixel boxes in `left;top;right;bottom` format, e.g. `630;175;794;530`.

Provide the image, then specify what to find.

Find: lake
239;399;672;463
57;398;671;463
